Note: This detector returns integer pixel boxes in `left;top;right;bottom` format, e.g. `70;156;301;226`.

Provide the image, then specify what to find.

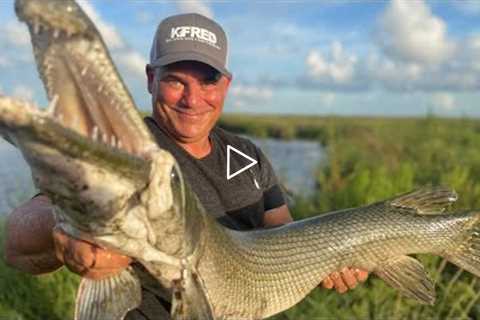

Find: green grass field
2;114;480;319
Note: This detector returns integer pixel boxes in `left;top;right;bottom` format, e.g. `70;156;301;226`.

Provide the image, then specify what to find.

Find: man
5;13;367;318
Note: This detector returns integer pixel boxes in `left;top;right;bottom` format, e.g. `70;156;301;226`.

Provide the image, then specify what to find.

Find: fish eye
170;164;185;208
170;166;180;184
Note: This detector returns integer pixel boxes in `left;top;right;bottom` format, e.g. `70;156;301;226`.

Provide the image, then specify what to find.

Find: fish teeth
23;100;37;112
33;20;40;34
81;66;88;76
91;126;99;141
73;114;80;129
102;133;108;144
46;94;59;115
57;113;64;123
53;29;60;38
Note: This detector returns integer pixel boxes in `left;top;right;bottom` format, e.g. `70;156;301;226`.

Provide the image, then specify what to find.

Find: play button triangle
226;145;258;180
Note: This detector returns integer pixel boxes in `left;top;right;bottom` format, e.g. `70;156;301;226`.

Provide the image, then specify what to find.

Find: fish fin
75;266;142;320
171;270;214;320
389;187;457;215
375;255;435;305
444;214;480;277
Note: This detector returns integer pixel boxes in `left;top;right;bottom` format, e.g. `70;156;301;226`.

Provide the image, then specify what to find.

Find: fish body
2;1;480;319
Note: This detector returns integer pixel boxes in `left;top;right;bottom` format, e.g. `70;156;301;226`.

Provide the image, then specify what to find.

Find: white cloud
298;0;480;92
306;41;358;84
176;1;214;19
319;93;336;107
115;51;147;79
230;84;273;101
365;53;425;90
4;20;30;47
77;0;124;49
377;0;455;65
12;85;34;101
229;84;273;109
430;92;456;111
76;1;148;83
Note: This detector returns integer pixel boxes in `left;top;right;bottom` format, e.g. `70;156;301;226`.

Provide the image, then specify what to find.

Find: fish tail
443;212;480;277
75;266;141;320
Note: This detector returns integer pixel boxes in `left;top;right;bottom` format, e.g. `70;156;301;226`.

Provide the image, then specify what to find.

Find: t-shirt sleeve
254;146;286;211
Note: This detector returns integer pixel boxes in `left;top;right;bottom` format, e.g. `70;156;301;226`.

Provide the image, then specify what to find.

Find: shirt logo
167;26;220;50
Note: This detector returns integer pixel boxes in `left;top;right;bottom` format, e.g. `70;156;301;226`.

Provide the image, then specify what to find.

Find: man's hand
53;227;132;280
322;267;368;293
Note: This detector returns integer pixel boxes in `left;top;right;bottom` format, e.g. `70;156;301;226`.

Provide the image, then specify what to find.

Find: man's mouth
166;105;211;118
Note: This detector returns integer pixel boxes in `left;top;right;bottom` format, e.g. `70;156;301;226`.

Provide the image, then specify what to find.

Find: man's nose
181;84;202;108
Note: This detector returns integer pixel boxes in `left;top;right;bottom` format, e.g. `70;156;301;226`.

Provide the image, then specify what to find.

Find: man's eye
164;79;183;89
202;72;221;87
202;78;220;88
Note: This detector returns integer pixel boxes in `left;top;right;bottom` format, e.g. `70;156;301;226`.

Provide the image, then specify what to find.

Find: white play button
226;145;258;180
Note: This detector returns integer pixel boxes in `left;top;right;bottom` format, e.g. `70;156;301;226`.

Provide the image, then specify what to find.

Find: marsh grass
265;114;480;319
0;219;79;320
2;114;480;318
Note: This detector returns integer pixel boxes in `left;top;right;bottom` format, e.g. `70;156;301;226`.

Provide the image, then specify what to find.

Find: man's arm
262;204;368;293
263;204;293;227
4;195;131;279
4;195;62;274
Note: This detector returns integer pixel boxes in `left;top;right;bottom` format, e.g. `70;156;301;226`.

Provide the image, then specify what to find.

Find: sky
0;0;479;117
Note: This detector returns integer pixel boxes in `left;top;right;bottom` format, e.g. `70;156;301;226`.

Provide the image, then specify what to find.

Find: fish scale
195;204;475;317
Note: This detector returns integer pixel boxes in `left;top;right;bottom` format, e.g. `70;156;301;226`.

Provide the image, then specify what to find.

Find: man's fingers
53;228;129;267
322;268;369;293
52;226;132;276
322;275;334;289
331;272;347;293
93;248;131;269
354;268;369;282
340;267;357;289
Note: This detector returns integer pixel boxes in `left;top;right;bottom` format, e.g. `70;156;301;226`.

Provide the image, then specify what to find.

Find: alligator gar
3;0;480;319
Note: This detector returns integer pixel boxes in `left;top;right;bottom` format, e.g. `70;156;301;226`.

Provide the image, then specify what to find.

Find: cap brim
150;52;232;79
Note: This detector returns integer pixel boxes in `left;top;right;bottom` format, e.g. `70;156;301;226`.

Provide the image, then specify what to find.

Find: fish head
0;96;150;231
6;0;189;251
15;0;155;156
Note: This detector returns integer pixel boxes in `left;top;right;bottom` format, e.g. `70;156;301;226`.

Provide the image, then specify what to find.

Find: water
0;138;325;214
0;141;35;214
248;136;325;195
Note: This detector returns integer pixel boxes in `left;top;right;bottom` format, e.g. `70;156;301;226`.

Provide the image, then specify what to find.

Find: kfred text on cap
150;13;231;78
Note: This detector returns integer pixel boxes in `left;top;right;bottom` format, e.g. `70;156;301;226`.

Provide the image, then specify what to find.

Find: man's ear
225;74;232;89
146;64;154;94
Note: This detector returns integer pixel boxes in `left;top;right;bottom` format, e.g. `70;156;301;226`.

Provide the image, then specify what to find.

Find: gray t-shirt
125;119;286;319
144;117;285;230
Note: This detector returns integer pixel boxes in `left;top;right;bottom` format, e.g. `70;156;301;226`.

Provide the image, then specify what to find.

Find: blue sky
0;0;479;117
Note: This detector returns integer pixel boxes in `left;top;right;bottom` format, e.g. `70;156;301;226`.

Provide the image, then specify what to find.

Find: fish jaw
15;0;157;156
0;95;188;264
11;0;189;257
0;96;151;231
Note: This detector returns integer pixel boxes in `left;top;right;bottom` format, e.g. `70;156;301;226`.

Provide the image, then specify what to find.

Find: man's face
147;61;231;144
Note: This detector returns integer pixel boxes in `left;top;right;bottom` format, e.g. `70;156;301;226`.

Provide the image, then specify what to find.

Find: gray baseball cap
149;13;232;78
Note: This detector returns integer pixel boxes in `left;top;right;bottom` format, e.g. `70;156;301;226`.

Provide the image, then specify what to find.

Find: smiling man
5;13;367;319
